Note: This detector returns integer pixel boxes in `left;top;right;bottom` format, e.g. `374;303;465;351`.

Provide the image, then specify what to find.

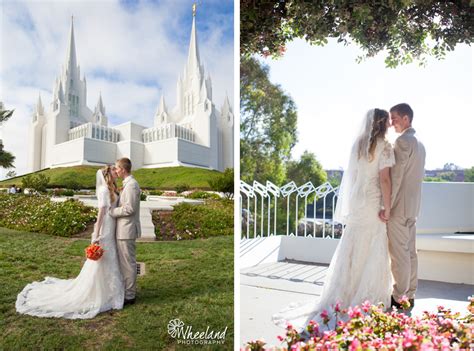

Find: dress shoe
124;298;136;306
409;298;415;308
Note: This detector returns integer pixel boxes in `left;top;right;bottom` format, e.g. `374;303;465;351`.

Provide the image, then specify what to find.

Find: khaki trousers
387;217;418;301
117;239;137;300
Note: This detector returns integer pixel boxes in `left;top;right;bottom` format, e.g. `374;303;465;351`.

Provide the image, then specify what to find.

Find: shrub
148;190;164;196
245;297;474;351
21;174;50;193
140;192;147;201
152;199;233;240
175;183;190;194
208;168;234;199
186;191;221;200
0;194;97;237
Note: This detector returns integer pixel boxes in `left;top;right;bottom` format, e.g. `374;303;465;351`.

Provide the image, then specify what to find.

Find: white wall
51;138;85;167
83;138;117;164
417;182;474;233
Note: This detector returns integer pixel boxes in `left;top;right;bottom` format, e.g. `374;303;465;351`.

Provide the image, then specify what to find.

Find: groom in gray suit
110;157;141;305
385;103;426;309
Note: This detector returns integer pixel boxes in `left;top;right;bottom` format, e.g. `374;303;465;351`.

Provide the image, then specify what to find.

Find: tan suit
388;127;426;301
110;175;141;300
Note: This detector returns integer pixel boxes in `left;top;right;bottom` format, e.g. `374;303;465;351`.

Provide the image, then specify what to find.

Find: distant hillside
0;166;224;190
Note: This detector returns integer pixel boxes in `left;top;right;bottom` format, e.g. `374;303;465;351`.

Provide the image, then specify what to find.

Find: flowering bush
244;297;473;351
0;194;97;237
152;199;233;240
186;191;221;200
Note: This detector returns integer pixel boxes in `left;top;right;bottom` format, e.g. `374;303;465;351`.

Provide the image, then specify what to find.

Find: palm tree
0;103;16;169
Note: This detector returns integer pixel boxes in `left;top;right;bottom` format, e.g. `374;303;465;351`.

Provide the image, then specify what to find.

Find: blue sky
0;0;233;178
264;39;473;170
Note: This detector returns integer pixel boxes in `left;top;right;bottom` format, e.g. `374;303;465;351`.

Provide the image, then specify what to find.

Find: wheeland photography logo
167;318;228;345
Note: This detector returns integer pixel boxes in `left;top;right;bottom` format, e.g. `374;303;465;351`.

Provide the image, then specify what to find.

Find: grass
0;227;233;350
0;166;223;190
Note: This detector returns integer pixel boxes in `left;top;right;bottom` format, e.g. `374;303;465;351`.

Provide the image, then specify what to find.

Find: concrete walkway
70;196;202;241
240;261;474;349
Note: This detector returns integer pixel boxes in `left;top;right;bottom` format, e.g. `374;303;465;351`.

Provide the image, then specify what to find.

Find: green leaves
240;56;298;185
241;1;474;68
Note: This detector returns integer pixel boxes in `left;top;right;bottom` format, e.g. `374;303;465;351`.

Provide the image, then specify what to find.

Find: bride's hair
359;108;389;162
101;165;118;204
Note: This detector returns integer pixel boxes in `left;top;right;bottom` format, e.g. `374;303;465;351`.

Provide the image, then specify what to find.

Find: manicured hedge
152;199;233;240
0;194;96;237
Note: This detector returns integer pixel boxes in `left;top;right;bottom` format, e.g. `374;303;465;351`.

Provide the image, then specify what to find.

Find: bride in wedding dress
273;108;395;331
16;166;124;319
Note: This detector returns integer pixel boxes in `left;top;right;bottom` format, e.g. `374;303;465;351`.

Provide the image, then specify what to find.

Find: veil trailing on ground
334;109;375;225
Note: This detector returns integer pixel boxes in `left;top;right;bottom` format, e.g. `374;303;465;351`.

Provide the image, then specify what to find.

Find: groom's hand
378;210;388;223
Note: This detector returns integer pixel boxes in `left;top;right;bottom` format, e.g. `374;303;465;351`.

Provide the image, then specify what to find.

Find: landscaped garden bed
152;199;233;240
0;194;96;237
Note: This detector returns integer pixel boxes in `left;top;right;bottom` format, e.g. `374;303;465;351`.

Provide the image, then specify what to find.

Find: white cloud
0;0;234;178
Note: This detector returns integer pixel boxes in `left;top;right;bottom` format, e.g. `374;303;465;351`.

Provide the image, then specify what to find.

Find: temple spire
36;93;44;115
157;95;167;115
186;6;201;76
96;92;105;115
64;16;77;76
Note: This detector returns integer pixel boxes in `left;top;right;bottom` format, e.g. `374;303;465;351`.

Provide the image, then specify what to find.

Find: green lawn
0;166;223;190
0;228;233;350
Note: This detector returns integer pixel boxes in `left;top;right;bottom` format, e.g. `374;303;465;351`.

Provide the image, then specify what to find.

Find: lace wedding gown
16;182;124;319
273;138;395;331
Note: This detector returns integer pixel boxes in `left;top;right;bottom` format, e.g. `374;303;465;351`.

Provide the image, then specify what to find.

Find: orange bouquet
85;243;104;261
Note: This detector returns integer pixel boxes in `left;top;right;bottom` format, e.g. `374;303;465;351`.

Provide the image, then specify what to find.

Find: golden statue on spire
192;2;197;17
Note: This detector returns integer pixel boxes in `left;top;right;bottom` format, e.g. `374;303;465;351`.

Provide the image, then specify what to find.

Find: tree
240;56;298;184
209;168;234;199
286;151;327;187
22;174;50;193
5;170;16;178
443;162;462;171
0;104;15;169
241;1;474;68
464;166;474;182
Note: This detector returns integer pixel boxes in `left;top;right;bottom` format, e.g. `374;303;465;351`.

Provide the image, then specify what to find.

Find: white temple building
28;12;233;172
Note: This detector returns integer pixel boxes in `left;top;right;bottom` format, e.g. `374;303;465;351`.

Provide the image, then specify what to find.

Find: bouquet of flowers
85;243;104;261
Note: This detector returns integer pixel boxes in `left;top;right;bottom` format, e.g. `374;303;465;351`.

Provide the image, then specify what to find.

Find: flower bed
245;297;473;351
152;199;233;240
0;194;97;237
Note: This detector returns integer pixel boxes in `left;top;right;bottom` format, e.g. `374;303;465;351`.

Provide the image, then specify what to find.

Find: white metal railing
142;123;195;143
239;180;342;240
68;122;120;142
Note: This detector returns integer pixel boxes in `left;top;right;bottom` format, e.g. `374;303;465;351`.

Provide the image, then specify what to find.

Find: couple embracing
16;158;141;319
273;103;426;330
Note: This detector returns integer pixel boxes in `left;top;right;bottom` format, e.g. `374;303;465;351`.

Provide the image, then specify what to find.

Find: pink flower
361;300;371;312
286;323;293;330
347;306;363;319
320;309;329;319
349;338;361;351
334;301;341;313
277;335;284;342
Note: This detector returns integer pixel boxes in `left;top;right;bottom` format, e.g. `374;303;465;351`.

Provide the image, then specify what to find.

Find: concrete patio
240;260;474;348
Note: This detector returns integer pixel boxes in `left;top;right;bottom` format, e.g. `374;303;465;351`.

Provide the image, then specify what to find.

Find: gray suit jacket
390;127;426;219
110;175;141;239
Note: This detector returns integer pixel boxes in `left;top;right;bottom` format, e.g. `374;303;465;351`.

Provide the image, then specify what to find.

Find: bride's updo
367;108;389;161
101;165;118;204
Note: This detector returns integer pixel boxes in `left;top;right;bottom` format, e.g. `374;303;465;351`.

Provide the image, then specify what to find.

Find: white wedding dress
16;171;124;319
273;116;395;331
